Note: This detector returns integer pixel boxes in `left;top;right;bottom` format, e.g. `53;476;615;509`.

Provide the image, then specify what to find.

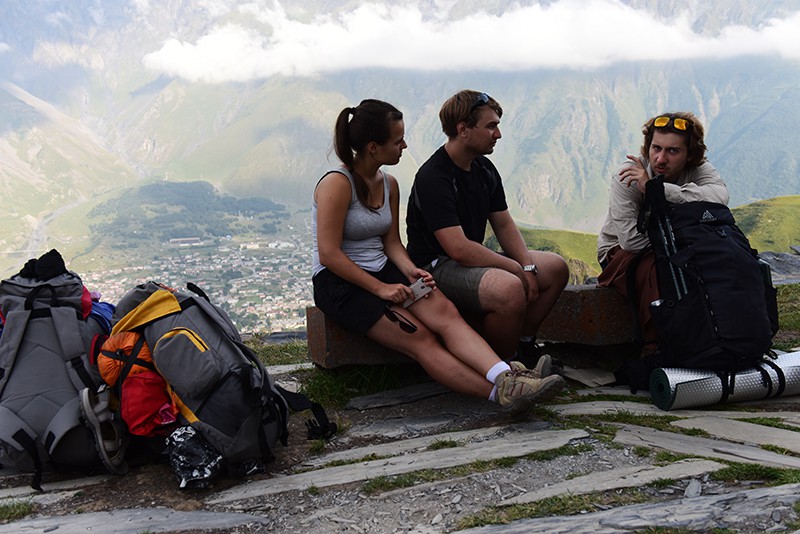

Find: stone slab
306;305;412;368
207;428;588;504
0;508;269;534
306;284;636;368
499;458;725;506
0;474;112;500
552;400;800;426
672;416;800;454
538;284;634;345
462;483;800;533
562;366;617;387
614;424;800;469
346;381;450;410
301;421;549;469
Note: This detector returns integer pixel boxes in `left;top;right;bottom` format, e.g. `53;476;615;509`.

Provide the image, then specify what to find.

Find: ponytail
330;100;402;211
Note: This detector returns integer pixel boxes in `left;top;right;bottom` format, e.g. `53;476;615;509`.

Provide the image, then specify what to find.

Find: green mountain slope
732;195;800;253
514;195;800;285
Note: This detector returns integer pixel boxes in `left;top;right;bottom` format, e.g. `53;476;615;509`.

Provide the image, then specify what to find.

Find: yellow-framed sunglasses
654;116;689;131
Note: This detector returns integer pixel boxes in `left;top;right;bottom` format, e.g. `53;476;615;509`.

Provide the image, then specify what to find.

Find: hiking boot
512;338;541;369
495;363;565;415
530;355;552;379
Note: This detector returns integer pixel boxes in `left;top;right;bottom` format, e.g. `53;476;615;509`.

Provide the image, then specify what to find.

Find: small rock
772;509;782;522
451;494;462;504
684;479;702;498
431;513;443;524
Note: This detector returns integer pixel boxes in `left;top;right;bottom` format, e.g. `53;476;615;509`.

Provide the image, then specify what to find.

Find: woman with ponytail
312;99;564;416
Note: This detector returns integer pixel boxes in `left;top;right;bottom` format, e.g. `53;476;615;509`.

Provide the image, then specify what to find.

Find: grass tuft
0;500;36;521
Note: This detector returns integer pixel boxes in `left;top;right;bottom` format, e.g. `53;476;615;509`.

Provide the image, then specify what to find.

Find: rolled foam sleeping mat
649;350;800;411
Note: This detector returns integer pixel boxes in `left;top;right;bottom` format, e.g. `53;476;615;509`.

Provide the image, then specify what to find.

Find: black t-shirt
406;146;508;266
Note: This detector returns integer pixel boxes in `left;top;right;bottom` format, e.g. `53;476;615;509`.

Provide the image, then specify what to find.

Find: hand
408;268;436;291
378;283;413;305
519;269;539;301
619;156;649;193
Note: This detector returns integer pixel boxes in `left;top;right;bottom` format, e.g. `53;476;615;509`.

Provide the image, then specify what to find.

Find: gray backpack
0;269;116;489
112;282;335;480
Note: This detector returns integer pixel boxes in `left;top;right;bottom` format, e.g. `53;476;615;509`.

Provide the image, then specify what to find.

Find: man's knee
531;250;569;289
479;268;526;313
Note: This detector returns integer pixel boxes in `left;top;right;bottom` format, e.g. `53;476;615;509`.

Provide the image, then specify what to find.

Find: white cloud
141;0;800;83
0;43;11;54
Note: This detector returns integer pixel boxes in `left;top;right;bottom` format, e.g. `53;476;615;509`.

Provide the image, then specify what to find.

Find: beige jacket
597;158;729;265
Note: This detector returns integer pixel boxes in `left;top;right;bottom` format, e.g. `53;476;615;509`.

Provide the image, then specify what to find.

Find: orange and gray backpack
110;281;335;482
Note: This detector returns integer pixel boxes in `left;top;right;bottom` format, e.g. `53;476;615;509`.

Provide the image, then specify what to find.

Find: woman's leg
406;289;504;376
366;312;494;399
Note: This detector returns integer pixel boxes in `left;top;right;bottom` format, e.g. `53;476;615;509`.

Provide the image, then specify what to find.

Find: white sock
489;385;498;402
486;361;511;385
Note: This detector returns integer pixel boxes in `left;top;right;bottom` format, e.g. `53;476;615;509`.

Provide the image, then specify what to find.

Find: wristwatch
522;264;538;275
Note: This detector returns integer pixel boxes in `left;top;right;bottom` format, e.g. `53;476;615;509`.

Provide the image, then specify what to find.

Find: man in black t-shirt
406;90;568;362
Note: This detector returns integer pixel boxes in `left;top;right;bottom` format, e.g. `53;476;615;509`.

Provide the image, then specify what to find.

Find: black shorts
312;262;408;335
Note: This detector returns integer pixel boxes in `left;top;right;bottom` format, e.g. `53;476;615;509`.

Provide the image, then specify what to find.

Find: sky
1;0;799;83
136;0;800;83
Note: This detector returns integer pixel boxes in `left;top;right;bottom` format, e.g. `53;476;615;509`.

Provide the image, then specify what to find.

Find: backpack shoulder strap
275;385;338;440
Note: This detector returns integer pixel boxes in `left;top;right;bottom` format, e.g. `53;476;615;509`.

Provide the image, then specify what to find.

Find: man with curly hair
597;112;730;353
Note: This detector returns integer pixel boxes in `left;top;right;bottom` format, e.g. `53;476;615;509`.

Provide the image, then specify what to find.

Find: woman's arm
316;172;412;303
382;175;435;287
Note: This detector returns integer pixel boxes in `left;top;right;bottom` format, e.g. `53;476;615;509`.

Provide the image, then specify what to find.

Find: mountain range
2;0;800;276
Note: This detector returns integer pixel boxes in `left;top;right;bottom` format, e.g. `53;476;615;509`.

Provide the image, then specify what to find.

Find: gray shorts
426;257;490;316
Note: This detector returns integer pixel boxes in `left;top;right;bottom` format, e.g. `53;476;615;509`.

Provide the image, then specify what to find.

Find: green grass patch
300;364;428;408
525;443;593;462
0;499;36;521
562;411;708;437
246;338;309;366
319;453;384;469
653;451;693;464
775;283;800;350
308;439;326;454
733;196;800;255
761;444;800;457
711;463;800;485
737;417;800;432
646;477;676;489
428;439;462;451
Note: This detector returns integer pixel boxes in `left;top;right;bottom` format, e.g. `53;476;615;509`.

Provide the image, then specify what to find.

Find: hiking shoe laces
496;362;565;415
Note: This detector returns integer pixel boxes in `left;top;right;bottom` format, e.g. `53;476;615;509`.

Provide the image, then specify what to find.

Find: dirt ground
2;343;800;533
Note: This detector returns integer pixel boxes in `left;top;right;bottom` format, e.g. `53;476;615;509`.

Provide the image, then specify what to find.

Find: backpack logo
700;210;716;223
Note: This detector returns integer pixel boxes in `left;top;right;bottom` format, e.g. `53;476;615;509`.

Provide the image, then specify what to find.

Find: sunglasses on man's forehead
654;116;689;131
469;92;490;114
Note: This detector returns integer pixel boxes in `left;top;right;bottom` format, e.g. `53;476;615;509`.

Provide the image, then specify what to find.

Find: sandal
80;387;129;475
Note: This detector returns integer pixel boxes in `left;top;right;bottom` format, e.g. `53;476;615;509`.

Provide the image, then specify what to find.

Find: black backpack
620;177;778;391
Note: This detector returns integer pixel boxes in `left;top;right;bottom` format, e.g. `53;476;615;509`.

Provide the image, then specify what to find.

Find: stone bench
306;284;635;369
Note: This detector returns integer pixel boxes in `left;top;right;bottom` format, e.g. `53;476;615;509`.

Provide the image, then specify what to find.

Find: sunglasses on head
468;92;490;114
384;304;417;333
654;116;689;131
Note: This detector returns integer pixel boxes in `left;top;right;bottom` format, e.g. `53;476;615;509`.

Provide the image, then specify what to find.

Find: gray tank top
312;167;392;276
